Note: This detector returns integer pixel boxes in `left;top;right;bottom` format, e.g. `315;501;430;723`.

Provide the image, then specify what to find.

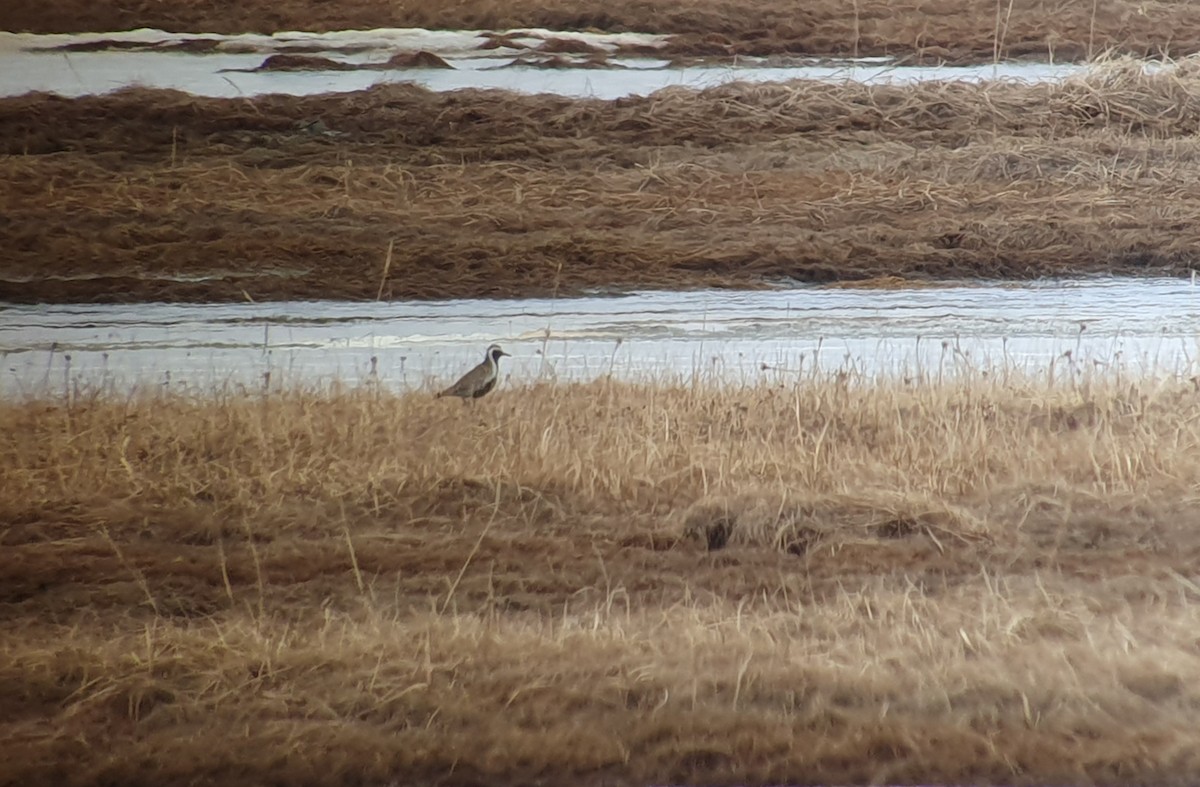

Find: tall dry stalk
993;0;1016;63
375;238;394;301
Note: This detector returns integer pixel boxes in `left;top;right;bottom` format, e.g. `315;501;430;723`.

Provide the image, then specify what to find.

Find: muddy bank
5;0;1200;64
5;63;1200;304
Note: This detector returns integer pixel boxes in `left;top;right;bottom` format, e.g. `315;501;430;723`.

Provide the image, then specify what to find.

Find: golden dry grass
6;60;1200;303
6;0;1200;64
4;370;1200;785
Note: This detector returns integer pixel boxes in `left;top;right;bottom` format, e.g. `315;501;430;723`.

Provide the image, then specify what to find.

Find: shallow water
3;278;1199;396
0;27;1087;99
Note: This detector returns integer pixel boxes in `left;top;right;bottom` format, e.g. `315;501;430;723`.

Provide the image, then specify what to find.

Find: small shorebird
437;344;510;401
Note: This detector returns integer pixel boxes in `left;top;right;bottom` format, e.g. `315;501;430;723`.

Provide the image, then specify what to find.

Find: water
4;278;1199;396
1;32;1189;396
0;27;1087;99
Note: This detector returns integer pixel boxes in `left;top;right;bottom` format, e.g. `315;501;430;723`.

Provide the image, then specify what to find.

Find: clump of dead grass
680;488;990;553
4;370;1200;785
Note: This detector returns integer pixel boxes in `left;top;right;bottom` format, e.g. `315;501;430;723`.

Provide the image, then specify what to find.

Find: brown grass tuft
681;489;989;554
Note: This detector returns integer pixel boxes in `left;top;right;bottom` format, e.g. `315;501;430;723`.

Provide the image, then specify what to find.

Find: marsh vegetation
4;369;1200;785
7;0;1200;64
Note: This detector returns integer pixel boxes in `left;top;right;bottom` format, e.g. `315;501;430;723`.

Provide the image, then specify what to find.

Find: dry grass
5;369;1200;785
6;60;1200;303
6;0;1200;64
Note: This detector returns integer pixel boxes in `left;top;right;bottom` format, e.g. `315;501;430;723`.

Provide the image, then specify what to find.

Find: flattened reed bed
12;61;1200;155
7;0;1200;64
4;373;1200;785
6;61;1200;303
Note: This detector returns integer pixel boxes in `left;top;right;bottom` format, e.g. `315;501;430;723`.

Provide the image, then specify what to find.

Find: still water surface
0;27;1086;99
3;278;1199;396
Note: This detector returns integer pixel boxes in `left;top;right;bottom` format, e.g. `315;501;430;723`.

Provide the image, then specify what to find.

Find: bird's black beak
500;351;511;357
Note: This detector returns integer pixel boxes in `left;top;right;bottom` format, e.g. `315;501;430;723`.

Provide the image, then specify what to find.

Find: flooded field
5;278;1200;395
0;29;1085;99
7;5;1200;785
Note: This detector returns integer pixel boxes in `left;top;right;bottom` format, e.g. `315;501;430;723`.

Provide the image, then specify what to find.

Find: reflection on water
3;278;1199;396
0;28;1088;99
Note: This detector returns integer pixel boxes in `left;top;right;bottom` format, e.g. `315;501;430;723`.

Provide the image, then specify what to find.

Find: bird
436;344;510;401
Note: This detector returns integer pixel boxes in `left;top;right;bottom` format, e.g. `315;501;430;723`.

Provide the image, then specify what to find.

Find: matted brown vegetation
6;0;1200;64
5;61;1200;303
4;370;1200;785
247;51;454;72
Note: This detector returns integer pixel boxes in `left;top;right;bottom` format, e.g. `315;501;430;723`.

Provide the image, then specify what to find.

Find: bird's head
487;344;510;362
